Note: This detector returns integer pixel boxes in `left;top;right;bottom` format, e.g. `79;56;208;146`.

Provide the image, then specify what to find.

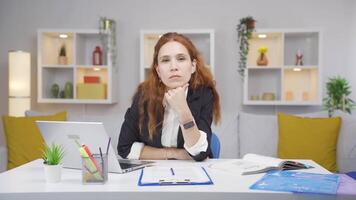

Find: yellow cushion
2;112;67;170
277;112;341;172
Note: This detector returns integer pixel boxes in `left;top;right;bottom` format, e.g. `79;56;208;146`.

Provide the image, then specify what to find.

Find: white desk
0;159;351;200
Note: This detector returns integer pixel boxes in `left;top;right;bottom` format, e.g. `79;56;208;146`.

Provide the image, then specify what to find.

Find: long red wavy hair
136;32;221;139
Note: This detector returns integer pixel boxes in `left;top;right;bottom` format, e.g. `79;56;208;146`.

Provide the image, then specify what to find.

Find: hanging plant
237;16;256;77
323;76;356;117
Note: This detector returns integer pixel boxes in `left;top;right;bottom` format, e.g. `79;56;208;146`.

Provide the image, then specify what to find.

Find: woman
117;32;220;161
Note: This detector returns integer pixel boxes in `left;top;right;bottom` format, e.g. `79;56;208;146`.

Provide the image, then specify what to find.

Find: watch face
183;121;195;129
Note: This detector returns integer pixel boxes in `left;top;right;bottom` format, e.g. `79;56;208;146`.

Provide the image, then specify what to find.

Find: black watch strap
183;120;195;129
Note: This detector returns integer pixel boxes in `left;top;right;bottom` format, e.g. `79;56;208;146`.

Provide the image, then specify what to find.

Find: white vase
44;164;62;183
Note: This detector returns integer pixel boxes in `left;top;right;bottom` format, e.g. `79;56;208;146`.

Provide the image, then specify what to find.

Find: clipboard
138;166;213;186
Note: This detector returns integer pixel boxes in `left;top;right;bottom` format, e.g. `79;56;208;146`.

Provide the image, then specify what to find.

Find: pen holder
82;153;108;184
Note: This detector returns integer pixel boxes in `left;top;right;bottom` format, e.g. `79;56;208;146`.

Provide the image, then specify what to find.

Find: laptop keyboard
119;162;141;169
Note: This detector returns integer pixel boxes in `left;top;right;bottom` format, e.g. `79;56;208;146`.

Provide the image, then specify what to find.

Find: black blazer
117;86;214;161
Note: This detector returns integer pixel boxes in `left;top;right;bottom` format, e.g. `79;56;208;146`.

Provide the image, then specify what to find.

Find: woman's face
156;41;196;89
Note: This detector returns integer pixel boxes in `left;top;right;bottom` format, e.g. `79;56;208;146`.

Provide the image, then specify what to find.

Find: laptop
36;121;153;173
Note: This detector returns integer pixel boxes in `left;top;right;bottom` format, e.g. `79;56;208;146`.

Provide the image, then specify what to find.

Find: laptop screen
36;121;123;173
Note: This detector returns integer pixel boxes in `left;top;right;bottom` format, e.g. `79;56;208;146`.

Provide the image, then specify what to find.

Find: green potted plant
323;76;356;117
58;44;67;65
42;143;65;183
237;16;256;77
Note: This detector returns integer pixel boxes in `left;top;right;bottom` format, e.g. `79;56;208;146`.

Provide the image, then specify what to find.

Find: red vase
92;46;103;65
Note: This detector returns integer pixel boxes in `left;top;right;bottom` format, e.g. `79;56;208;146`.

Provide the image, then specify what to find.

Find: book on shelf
84;76;100;83
209;153;313;175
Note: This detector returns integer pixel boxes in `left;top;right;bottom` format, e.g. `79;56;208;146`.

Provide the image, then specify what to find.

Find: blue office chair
346;171;356;180
211;132;220;158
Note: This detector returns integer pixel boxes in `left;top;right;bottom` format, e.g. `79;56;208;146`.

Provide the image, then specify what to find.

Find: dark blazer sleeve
117;92;141;158
189;87;214;161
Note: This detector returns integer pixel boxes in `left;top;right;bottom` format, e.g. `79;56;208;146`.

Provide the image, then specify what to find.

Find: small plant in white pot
58;44;68;65
42;143;65;183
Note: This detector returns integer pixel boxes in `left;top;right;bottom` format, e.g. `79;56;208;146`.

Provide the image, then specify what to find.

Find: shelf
246;68;281;102
247;66;282;69
38;98;113;104
243;29;321;106
283;68;319;102
284;32;319;66
76;66;108;84
184;33;211;66
247;32;283;66
244;100;321;106
38;29;117;104
40;32;74;66
76;32;106;66
42;65;75;68
140;29;214;82
41;68;74;99
283;65;318;69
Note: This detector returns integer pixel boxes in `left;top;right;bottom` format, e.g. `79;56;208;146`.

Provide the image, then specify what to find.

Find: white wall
0;0;354;158
345;0;356;100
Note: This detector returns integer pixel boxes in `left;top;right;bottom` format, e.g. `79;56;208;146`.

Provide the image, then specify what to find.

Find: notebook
37;121;153;173
209;154;312;175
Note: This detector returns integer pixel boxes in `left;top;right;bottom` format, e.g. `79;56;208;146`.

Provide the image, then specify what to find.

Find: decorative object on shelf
58;44;67;65
8;51;31;117
237;16;256;77
92;46;103;65
262;92;275;101
302;91;309;101
50;83;60;98
285;91;294;101
84;76;100;83
323;76;356;117
77;83;107;99
295;49;304;66
42;143;65;183
250;95;260;100
64;82;73;99
59;90;65;98
257;46;268;66
99;17;117;70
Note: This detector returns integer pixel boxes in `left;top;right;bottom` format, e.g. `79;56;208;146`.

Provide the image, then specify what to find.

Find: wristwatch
183;120;195;130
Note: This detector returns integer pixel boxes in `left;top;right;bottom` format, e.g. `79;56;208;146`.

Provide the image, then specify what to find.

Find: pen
170;168;175;176
99;147;104;166
106;137;111;155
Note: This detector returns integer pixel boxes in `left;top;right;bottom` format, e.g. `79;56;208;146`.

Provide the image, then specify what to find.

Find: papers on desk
138;166;213;186
250;170;340;195
209;154;312;175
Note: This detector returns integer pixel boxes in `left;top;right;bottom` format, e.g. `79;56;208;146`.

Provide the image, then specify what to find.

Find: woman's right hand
166;147;192;160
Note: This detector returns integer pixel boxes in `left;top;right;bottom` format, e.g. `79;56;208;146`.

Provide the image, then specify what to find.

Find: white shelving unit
37;29;118;104
140;29;215;82
243;29;322;106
